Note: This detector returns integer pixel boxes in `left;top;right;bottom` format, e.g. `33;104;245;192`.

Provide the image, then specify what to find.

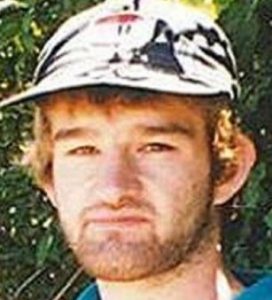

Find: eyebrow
136;123;195;137
54;127;98;141
54;122;195;142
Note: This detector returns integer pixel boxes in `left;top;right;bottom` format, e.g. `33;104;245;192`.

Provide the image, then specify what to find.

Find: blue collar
76;275;272;300
76;283;100;300
235;276;272;300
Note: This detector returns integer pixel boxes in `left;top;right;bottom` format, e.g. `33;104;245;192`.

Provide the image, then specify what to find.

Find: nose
94;149;142;207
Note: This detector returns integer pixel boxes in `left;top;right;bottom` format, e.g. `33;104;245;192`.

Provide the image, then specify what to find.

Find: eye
68;145;100;156
140;143;175;153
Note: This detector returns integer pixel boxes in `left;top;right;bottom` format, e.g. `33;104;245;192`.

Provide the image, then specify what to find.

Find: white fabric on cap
0;0;239;107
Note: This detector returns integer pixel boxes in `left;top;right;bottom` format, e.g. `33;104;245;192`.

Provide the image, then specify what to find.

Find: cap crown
1;0;239;107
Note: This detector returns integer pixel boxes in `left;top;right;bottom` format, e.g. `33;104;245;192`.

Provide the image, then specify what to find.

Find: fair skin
41;92;255;300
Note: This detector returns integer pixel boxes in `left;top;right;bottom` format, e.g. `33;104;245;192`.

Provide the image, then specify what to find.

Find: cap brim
0;71;232;108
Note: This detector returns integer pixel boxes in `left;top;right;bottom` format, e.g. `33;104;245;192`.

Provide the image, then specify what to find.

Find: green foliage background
0;0;271;299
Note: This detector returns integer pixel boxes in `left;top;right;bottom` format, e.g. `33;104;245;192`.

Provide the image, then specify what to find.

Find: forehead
41;90;209;134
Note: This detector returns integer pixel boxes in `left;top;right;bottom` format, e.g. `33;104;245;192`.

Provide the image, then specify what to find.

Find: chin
74;244;162;281
73;237;192;282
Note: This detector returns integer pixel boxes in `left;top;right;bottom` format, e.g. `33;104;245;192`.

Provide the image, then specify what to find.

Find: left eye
140;143;175;153
67;145;100;156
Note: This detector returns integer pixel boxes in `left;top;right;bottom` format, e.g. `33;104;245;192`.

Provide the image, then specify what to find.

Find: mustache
80;195;156;222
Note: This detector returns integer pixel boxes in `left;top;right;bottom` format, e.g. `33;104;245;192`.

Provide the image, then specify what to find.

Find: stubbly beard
64;198;217;281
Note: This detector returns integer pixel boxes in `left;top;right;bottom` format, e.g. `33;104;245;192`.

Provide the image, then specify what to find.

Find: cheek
53;157;98;200
140;152;210;197
52;158;98;240
139;154;211;237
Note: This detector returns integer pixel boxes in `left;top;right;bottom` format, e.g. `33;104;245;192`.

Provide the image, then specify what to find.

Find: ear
213;132;256;205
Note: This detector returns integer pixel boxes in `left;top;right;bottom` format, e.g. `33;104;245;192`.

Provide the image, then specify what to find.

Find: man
1;0;271;299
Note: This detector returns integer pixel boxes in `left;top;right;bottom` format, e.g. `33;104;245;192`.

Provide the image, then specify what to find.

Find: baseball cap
0;0;240;107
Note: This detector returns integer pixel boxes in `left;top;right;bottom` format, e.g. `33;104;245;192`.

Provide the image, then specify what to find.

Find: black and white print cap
1;0;240;107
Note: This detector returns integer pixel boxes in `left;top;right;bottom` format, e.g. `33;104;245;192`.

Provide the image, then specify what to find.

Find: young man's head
1;0;256;284
26;87;254;281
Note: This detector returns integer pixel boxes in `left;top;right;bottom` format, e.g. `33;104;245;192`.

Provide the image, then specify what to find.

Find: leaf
35;233;54;267
264;209;272;230
0;0;27;13
242;162;266;209
180;0;219;19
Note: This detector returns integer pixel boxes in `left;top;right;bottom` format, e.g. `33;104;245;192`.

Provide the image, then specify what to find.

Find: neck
97;243;239;300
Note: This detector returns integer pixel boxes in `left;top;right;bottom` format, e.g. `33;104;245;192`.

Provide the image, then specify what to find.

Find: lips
89;216;149;224
83;209;150;228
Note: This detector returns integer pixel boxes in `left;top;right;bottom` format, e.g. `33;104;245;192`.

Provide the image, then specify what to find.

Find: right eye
139;142;176;154
67;145;100;156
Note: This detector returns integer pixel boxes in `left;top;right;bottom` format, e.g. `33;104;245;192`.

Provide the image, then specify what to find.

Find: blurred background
0;0;272;299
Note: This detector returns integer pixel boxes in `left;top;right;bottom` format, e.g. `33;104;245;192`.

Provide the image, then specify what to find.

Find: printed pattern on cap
0;0;240;107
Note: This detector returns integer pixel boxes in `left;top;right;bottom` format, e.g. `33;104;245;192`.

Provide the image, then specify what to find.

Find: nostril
93;185;143;210
107;194;141;210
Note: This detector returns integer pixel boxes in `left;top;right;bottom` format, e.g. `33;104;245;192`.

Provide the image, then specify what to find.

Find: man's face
44;92;216;281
